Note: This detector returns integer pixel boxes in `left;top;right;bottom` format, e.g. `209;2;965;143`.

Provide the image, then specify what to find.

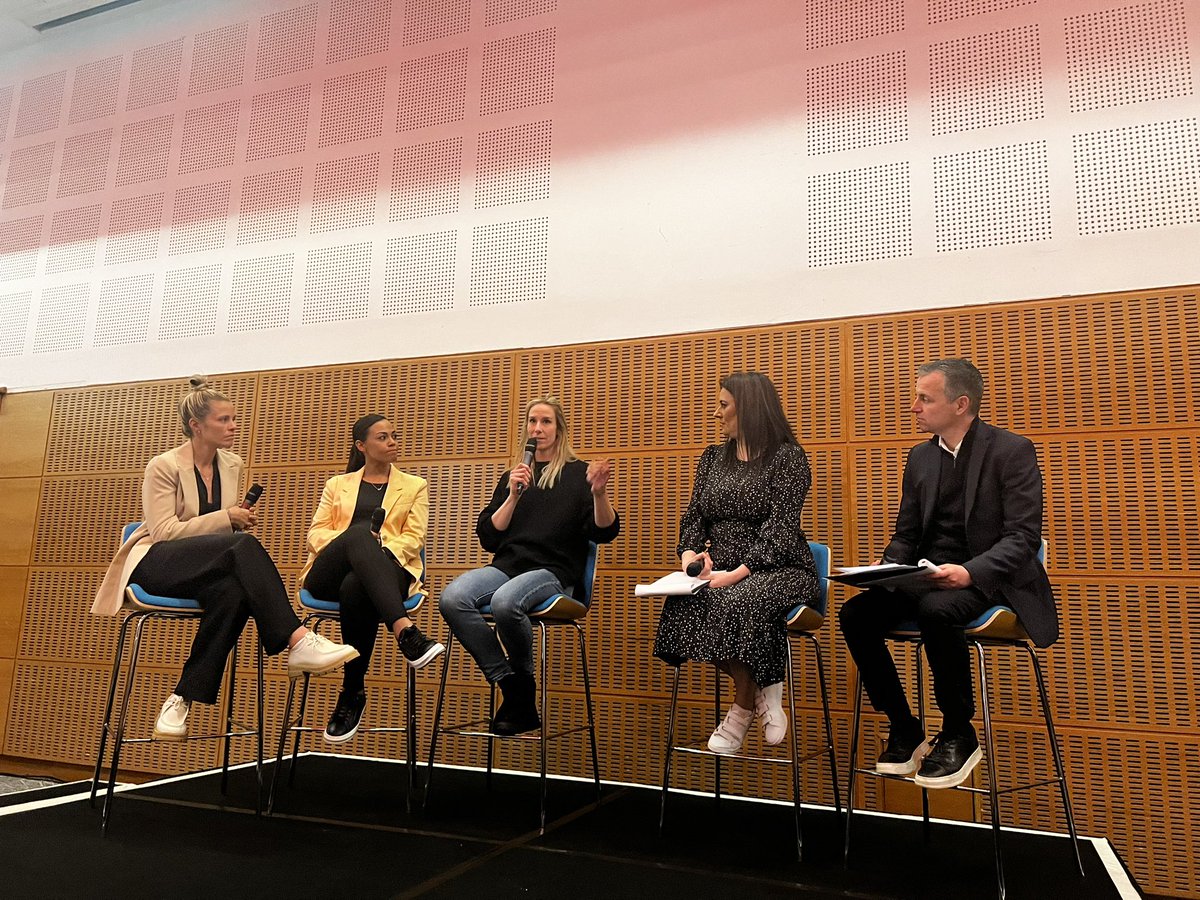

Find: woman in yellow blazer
300;413;443;742
92;376;358;741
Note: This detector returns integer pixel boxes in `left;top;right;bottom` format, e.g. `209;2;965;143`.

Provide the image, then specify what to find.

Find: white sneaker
754;682;788;745
707;703;753;754
287;631;360;678
153;693;190;741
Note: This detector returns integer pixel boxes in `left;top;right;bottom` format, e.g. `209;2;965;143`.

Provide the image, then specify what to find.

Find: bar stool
89;523;265;833
424;544;601;834
659;540;841;861
268;552;428;813
843;547;1083;899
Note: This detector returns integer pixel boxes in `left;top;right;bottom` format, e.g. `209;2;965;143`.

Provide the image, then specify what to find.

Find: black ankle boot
492;672;540;735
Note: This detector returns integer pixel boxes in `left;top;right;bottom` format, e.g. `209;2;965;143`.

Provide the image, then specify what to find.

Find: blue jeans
438;566;564;683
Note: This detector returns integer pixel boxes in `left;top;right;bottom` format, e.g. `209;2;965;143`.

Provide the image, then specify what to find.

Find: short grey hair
917;358;984;415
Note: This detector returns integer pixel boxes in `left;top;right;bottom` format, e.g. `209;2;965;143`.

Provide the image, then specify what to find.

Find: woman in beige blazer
92;376;358;741
300;413;442;742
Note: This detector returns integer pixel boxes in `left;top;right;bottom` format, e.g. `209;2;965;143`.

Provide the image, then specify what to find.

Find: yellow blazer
299;466;428;598
91;442;243;616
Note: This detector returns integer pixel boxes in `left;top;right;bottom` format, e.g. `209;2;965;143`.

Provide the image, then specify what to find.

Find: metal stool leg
974;641;1006;900
658;664;682;834
268;668;301;814
811;633;842;815
406;659;417;814
220;640;239;795
786;646;803;862
538;622;549;835
255;637;264;817
287;673;313;788
102;613;152;834
91;613;136;807
713;665;722;804
575;623;601;801
914;640;930;832
423;630;454;807
1026;644;1085;877
843;670;863;866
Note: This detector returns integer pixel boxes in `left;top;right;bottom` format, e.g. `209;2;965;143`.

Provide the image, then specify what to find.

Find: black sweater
475;459;621;600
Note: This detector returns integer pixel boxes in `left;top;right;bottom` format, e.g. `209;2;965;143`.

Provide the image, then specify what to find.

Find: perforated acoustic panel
228;253;293;332
928;0;1036;24
3;142;55;209
56;129;111;199
256;3;317;81
475;119;551;208
46;204;102;273
179;100;240;174
390;138;462;221
0;84;13;138
485;0;556;29
1065;0;1193;113
31;283;88;354
933;141;1051;252
237;166;303;245
383;230;456;315
189;22;248;97
396;48;469;132
0;290;31;356
115;115;174;187
319;67;386;148
246;84;311;162
930;25;1044;135
160;264;221;340
301;241;372;325
806;52;908;155
808;162;912;267
312;153;379;233
1073;118;1200;234
404;0;472;46
327;0;391;65
469;216;548;306
105;192;164;265
14;71;65;138
480;27;555;116
0;215;41;280
126;38;184;112
69;56;122;126
806;0;904;51
94;273;153;347
169;181;231;255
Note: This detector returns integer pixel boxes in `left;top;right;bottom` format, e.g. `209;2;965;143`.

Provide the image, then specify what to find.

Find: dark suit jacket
883;419;1058;647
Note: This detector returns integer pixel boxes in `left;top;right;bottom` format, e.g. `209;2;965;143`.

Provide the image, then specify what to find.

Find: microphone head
243;483;264;507
523;437;538;456
685;558;704;577
370;507;386;533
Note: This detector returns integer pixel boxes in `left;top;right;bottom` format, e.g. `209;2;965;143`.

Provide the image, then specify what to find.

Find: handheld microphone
685;558;704;577
515;438;537;495
241;483;264;509
370;507;385;539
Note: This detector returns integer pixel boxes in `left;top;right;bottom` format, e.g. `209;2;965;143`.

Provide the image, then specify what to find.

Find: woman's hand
586;458;612;495
507;463;533;498
228;506;257;531
681;551;713;578
706;565;748;590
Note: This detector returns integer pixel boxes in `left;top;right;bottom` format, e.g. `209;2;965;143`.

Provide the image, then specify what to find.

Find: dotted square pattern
390;137;462;220
806;0;903;50
1065;0;1193;113
0;215;42;280
169;180;232;255
806;51;908;155
397;48;469;131
14;71;65;138
32;283;89;353
238;166;304;245
327;0;391;65
930;25;1044;136
476;119;552;208
256;3;318;81
3;142;55;209
319;67;387;148
57;129;111;199
934;141;1052;251
485;0;556;28
1073;118;1200;234
229;253;293;332
47;205;102;274
312;152;380;233
160;264;222;340
383;230;456;315
481;28;555;116
469;216;548;306
189;21;248;96
104;192;164;265
929;0;1036;25
126;38;184;112
94;273;154;347
0;290;31;355
179;100;241;174
69;56;121;125
115;114;174;187
302;242;372;324
808;162;912;266
247;84;311;162
0;85;13;139
404;0;471;45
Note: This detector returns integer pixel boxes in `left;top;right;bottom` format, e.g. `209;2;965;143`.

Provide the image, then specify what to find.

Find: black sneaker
876;724;931;776
324;690;367;744
913;731;983;789
397;625;445;669
492;672;541;735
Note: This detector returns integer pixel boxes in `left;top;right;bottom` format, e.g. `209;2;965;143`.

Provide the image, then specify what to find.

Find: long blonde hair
513;395;579;490
179;375;231;437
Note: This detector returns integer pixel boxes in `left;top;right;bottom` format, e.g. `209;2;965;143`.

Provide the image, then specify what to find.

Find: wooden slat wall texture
5;285;1198;898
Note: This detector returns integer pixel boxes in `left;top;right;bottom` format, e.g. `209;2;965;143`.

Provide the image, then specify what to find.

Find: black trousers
302;526;413;694
130;532;300;704
838;585;992;737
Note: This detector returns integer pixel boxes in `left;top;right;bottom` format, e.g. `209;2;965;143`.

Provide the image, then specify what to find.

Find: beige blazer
299;466;428;598
91;442;243;616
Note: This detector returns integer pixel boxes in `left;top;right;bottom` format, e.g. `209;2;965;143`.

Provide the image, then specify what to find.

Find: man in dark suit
839;358;1057;788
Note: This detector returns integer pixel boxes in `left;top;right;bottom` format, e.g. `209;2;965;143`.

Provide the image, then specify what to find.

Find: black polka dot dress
653;442;819;687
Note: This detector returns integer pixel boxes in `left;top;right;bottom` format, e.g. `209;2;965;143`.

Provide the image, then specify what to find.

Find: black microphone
370;507;385;538
515;438;537;495
685;558;704;577
241;483;264;509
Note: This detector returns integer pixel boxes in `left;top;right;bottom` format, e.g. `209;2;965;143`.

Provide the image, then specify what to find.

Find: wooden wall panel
0;390;53;477
5;285;1200;897
0;477;41;566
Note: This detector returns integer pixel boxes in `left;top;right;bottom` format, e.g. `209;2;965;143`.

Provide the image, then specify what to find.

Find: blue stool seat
125;584;202;610
298;588;426;615
480;591;588;622
889;605;1029;642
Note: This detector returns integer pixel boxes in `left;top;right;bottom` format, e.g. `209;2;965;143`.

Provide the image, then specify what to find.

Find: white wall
1;0;1198;390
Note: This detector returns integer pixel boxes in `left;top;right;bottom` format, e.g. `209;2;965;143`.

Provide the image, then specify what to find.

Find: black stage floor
0;755;1137;899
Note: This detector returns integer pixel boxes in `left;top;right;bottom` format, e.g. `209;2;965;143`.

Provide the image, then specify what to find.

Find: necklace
364;478;387;492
